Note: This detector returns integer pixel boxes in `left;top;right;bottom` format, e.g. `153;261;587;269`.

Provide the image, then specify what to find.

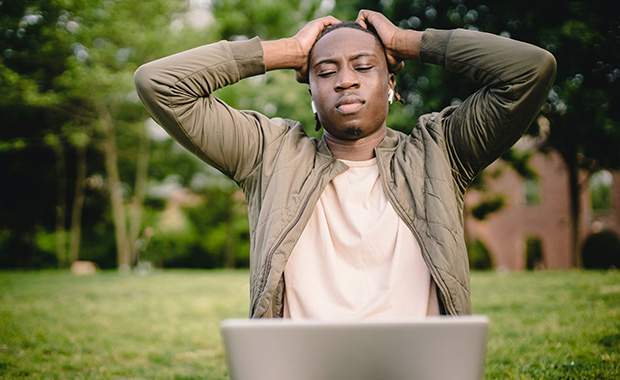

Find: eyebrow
312;52;377;69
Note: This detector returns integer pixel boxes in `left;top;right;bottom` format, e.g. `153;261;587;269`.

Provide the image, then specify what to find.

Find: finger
323;15;340;25
315;15;340;30
355;16;366;28
393;61;405;73
355;9;371;28
295;71;307;84
294;65;308;84
302;15;340;44
387;58;405;74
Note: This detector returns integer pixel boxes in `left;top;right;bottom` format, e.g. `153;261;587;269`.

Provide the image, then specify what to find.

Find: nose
334;67;360;92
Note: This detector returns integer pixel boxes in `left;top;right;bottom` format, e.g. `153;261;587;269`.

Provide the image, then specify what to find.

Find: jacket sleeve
419;29;557;190
134;37;281;183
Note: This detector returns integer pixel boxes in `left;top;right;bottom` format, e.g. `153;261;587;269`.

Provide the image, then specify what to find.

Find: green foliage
471;194;505;221
146;189;250;269
531;1;619;169
184;189;251;268
147;139;205;187
147;226;201;267
78;215;118;269
467;238;493;270
142;165;251;269
0;0;194;268
212;0;324;40
500;148;538;181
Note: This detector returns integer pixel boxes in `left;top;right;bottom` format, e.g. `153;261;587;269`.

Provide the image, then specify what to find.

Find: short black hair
317;21;382;42
307;21;387;72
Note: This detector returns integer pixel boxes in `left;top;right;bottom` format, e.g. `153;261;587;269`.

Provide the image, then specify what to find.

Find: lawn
0;269;618;379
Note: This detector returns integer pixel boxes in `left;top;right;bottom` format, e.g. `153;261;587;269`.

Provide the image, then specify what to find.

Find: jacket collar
317;127;401;160
377;127;401;151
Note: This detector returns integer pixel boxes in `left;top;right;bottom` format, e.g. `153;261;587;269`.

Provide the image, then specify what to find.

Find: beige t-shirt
283;158;439;319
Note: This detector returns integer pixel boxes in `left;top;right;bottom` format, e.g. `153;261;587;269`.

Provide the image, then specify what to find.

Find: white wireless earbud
388;89;394;104
311;101;317;113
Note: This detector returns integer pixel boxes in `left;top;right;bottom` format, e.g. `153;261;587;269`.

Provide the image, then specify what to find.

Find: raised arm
134;16;337;182
356;10;557;190
423;28;556;189
134;37;268;182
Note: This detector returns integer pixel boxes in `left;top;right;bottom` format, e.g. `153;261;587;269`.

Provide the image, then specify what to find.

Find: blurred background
1;0;618;272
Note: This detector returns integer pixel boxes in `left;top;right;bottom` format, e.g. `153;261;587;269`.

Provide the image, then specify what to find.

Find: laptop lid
220;316;489;380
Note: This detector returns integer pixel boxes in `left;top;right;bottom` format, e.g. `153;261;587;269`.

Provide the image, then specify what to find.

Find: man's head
308;22;395;140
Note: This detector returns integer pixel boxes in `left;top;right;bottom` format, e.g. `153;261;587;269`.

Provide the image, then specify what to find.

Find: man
134;10;556;318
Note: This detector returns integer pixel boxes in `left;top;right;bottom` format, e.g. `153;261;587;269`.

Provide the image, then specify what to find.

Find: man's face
309;28;394;140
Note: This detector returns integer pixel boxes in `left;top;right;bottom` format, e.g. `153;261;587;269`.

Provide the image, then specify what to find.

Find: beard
344;126;363;137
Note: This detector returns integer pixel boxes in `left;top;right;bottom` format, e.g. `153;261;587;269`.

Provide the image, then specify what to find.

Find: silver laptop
220;316;489;380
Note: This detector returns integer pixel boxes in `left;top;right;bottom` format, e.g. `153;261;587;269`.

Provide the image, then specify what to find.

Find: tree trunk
99;103;131;272
69;143;87;264
563;147;582;268
52;140;68;268
128;125;150;266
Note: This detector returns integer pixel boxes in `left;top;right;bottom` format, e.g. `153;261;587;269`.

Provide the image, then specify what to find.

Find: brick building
464;137;620;270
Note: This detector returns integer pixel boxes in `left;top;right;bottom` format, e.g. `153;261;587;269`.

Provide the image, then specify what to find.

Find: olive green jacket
134;28;556;317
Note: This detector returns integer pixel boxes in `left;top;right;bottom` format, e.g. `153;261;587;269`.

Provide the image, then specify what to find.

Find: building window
524;178;541;205
525;236;544;270
590;170;613;211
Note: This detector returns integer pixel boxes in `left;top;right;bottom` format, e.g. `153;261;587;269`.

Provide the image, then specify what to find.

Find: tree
1;0;76;268
53;0;215;270
535;1;620;266
1;0;332;269
1;0;199;269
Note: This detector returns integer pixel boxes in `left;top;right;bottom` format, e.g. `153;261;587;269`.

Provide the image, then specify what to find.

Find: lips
336;96;364;114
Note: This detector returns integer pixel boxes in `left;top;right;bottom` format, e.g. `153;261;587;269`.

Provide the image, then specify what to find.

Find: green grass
0;270;618;379
472;271;620;379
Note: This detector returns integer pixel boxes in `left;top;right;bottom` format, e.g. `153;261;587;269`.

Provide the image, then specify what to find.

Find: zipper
376;150;457;316
253;159;336;316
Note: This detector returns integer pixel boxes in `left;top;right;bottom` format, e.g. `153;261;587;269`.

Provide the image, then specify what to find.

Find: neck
323;127;387;161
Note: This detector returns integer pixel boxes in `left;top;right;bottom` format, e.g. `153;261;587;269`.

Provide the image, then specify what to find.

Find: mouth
336;97;364;114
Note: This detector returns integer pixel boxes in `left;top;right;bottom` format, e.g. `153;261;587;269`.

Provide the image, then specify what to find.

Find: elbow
517;48;557;104
534;49;557;88
133;62;169;112
133;63;154;98
133;62;169;124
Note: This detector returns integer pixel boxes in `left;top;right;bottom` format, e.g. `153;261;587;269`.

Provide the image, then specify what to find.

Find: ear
308;87;317;114
388;73;396;91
